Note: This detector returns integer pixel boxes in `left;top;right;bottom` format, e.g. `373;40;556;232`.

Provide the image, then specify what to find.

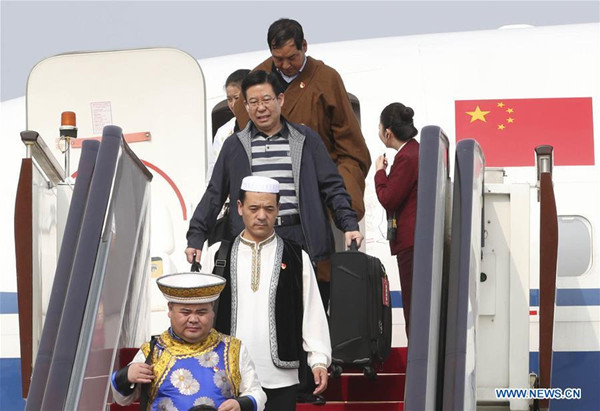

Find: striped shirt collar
250;117;290;140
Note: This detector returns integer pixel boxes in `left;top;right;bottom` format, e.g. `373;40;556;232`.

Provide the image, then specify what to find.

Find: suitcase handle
350;239;359;251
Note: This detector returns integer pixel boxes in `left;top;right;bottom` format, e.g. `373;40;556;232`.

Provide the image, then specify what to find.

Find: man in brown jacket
233;18;371;223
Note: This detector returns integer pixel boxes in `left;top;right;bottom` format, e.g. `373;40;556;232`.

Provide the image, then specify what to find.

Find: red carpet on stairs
110;347;407;410
297;403;403;411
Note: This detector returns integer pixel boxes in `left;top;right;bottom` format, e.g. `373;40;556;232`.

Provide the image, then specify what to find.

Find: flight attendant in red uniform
374;102;419;339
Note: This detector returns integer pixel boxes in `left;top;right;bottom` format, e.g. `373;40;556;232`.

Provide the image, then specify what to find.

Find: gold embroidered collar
160;328;221;356
239;231;276;292
239;231;276;247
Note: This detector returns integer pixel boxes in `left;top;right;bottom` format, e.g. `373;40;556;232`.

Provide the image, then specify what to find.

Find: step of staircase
297;402;403;410
112;401;404;410
325;373;405;401
110;347;408;410
118;347;138;367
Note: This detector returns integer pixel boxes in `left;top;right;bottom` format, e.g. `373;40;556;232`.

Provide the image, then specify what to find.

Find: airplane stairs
109;346;407;410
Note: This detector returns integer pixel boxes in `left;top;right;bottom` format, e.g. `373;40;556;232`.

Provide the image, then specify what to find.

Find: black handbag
208;202;232;246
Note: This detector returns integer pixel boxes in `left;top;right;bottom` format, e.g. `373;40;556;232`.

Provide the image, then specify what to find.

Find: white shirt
204;232;331;389
111;340;266;410
207;117;236;184
278;56;308;84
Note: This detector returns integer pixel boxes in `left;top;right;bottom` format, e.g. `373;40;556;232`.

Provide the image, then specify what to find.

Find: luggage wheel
331;364;343;378
363;366;377;380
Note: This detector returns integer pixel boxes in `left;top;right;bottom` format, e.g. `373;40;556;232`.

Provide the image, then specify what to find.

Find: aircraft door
27;47;208;336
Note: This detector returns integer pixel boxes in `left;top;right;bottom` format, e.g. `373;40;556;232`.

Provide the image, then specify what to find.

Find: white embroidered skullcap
157;273;226;304
241;175;279;193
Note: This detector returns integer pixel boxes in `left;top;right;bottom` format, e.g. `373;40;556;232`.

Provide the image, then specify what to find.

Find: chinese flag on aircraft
455;98;594;167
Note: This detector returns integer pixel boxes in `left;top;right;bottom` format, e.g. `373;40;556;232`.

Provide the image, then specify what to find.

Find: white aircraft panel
27;48;206;275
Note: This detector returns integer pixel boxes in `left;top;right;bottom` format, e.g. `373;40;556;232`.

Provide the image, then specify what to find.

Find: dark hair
225;69;251;89
267;18;304;50
380;102;418;142
241;70;284;100
238;188;280;204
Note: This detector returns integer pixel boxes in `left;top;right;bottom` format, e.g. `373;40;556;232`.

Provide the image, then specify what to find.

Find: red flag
455;98;594;167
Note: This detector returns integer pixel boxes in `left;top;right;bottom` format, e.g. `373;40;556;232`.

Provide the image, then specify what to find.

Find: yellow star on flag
498;124;505;130
507;117;514;123
497;102;505;108
506;108;514;114
466;106;491;123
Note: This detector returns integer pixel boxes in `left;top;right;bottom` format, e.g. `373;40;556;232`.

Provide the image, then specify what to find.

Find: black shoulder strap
139;335;158;411
213;240;231;278
211;240;231;324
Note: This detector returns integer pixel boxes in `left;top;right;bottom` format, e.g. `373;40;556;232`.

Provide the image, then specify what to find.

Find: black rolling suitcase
329;241;392;379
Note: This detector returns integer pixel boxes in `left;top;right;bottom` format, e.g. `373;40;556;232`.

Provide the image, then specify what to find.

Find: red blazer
374;138;419;255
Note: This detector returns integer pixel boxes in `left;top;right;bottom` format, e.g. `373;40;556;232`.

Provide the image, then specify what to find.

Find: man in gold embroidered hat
110;273;267;411
203;176;331;411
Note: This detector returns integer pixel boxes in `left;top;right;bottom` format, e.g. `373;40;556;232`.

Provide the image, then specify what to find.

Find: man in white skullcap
203;175;331;411
110;273;267;411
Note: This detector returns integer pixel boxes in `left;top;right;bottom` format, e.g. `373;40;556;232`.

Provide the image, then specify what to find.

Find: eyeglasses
246;95;276;108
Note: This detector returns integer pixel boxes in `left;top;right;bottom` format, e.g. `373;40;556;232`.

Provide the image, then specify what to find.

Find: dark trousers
263;384;298;411
396;246;414;339
317;281;330;312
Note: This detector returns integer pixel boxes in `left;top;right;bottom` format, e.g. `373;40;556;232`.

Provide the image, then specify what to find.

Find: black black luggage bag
329;241;392;378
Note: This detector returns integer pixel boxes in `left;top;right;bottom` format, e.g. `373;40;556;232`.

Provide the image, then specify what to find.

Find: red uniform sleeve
374;152;418;212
